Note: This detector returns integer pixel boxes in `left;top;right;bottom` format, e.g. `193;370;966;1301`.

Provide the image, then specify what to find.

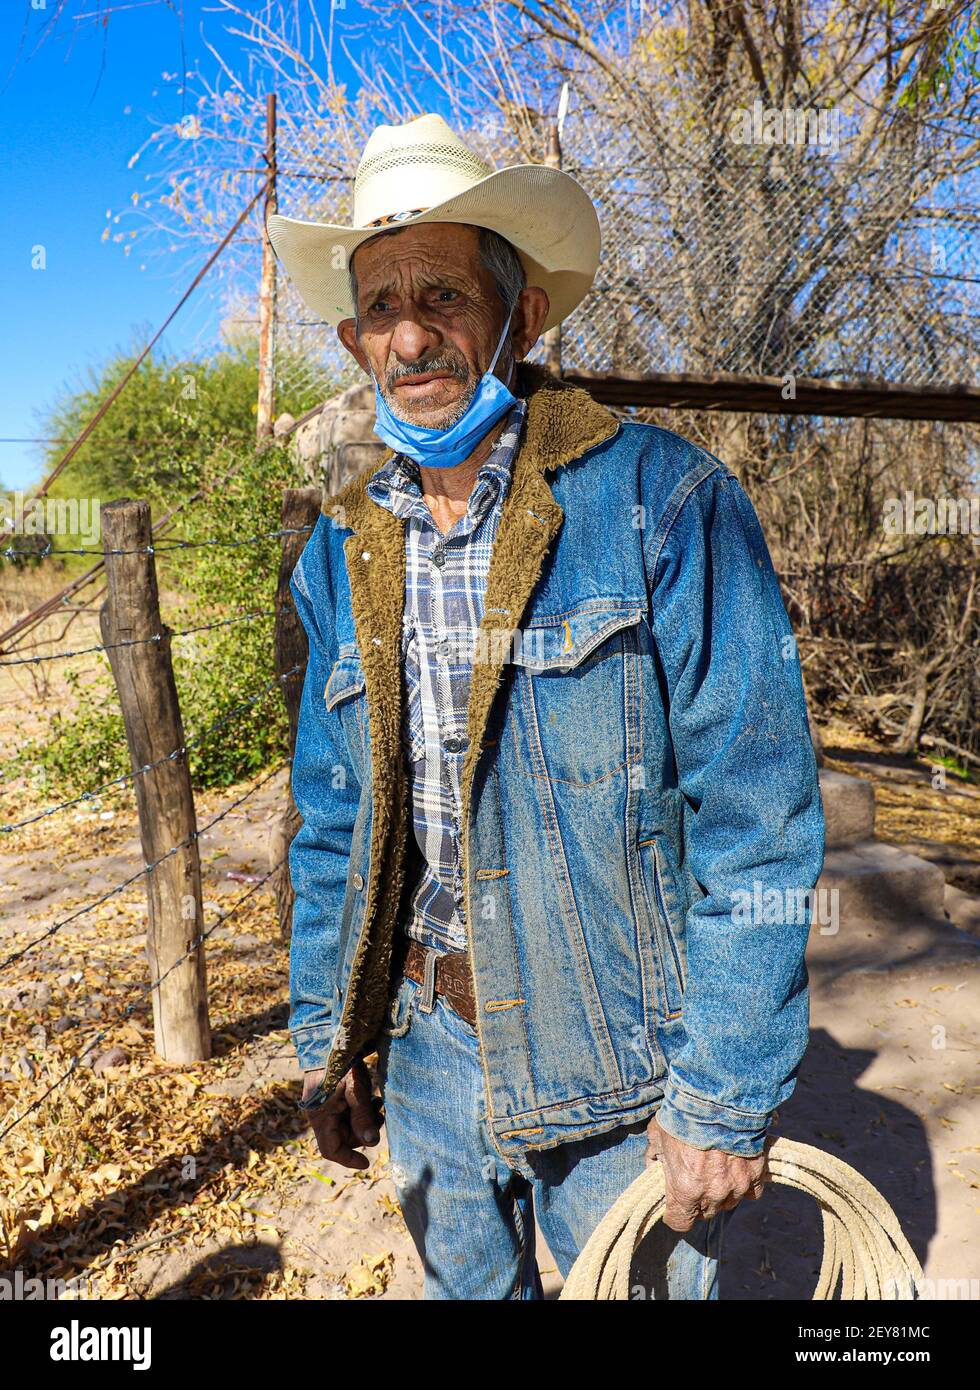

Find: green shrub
14;434;314;797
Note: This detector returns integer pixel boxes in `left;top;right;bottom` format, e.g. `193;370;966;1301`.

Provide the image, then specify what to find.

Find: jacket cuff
291;1019;336;1093
655;1078;774;1157
298;1072;332;1112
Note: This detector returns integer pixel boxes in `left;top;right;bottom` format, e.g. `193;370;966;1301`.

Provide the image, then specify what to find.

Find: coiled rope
560;1137;924;1300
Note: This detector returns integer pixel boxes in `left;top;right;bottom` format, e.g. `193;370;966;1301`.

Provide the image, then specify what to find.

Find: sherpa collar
323;361;621;535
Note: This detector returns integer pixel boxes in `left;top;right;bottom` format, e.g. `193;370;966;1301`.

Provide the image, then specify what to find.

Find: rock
820;769;876;848
331;441;386;491
944;884;980;939
289;381;385;491
92;1046;128;1075
230;932;261;951
293;413;324;467
273;412;296;437
899;838;980;896
28;1025;47;1051
332;408;379;445
15;1051;36;1079
52;1015;79;1035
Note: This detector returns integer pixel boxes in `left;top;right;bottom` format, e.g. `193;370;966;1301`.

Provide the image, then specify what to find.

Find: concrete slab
820;840;948;925
820;768;876;848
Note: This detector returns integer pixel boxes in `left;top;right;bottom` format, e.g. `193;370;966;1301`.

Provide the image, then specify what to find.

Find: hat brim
266;164;599;334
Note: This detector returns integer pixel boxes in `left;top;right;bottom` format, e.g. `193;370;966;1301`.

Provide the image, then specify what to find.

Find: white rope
559;1137;924;1300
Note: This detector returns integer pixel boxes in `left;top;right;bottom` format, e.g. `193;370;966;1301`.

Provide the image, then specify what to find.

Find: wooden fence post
270;486;322;939
99;499;211;1062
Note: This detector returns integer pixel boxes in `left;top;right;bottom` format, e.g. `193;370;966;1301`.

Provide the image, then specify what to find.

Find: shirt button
437;639;451;658
432;546;446;568
444;735;467;754
352;872;365;891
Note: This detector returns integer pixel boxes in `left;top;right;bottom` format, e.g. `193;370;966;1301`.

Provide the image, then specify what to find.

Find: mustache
385;350;471;393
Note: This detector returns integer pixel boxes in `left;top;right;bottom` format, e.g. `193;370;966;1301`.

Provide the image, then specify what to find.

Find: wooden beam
562;370;980;422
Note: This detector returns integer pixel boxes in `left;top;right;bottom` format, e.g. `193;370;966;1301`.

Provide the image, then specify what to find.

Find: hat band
365;206;429;228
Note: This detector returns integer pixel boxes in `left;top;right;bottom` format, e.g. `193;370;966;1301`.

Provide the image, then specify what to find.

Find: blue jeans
374;973;731;1301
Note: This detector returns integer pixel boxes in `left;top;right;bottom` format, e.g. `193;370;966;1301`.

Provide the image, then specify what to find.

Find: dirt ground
0;590;978;1300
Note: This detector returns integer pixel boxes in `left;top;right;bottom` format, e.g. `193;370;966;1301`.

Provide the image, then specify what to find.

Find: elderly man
268;115;824;1300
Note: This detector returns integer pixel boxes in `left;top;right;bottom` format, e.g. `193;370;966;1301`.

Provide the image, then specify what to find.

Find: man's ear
337;318;370;375
513;287;551;361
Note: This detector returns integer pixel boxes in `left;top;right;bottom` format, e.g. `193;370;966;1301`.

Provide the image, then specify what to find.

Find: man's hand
302;1059;383;1171
645;1112;769;1231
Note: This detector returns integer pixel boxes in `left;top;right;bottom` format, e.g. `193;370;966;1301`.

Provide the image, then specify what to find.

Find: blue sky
0;0;369;490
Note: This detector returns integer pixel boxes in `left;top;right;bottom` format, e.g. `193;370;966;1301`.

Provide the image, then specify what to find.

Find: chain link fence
270;112;979;416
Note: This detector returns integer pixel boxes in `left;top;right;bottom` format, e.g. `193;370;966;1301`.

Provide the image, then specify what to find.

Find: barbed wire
1;664;303;835
0;606;289;667
0;435;262;445
0;855;285;1145
0;407;314;657
0;178;271;549
1;523;315;561
0;760;291;976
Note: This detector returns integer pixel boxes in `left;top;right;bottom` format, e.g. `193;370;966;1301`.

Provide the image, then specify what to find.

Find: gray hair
348;225;526;325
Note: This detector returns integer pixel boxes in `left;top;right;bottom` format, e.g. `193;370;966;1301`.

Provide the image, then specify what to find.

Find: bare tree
109;0;980;761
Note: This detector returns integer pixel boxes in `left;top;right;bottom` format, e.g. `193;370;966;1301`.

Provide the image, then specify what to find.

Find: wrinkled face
340;223;509;429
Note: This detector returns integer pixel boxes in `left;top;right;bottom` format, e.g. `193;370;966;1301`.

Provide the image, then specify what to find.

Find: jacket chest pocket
508;604;644;787
325;647;368;761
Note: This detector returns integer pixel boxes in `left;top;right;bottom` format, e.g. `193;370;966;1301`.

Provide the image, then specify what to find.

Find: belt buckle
416;945;438;1015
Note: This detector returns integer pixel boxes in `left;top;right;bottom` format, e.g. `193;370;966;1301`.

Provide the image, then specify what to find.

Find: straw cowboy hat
266;113;600;333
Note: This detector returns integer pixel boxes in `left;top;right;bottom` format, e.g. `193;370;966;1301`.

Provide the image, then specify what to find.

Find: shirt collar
368;395;527;532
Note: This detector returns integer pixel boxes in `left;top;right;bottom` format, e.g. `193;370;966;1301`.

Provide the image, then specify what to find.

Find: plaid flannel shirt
366;395;528;953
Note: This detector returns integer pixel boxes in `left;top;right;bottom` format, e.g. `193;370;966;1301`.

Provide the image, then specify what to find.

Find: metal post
257;92;278;441
542;87;567;376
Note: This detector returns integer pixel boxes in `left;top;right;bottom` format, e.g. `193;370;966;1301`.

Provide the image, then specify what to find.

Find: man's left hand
645;1113;770;1231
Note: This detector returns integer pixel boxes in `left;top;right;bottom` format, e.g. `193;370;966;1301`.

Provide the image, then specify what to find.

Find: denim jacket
287;362;825;1162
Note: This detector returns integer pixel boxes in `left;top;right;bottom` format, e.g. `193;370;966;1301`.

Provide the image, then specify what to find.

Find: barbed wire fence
0;170;324;1197
0;521;312;1138
0;504;319;1294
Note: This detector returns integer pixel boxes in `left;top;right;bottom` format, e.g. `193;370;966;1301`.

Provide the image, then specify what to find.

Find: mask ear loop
487;305;516;378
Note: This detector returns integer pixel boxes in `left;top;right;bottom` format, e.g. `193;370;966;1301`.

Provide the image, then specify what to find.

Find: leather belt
399;937;478;1029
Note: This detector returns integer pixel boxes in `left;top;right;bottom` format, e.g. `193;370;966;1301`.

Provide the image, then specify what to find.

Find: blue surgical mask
371;311;517;470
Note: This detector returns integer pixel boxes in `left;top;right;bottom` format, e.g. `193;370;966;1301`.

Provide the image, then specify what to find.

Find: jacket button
352;872;365;891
